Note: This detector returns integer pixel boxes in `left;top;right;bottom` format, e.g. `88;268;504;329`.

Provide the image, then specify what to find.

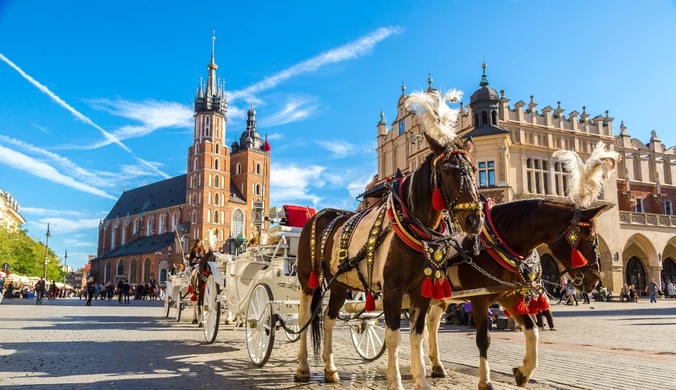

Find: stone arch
623;233;655;295
661;237;676;287
597;234;613;288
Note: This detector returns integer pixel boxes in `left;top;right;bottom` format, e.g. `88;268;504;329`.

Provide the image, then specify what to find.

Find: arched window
215;143;220;154
255;183;261;196
143;258;151;282
208;191;212;204
190;175;194;189
662;258;676;287
104;261;111;283
491;110;498;125
481;111;488;126
117;260;124;277
214;193;219;206
474;113;479;127
205;116;210;137
626;257;647;295
256;163;262;175
172;213;178;232
121;223;126;245
191;210;197;224
215;159;220;170
193;158;198;172
209;174;212;187
133;219;138;234
146;218;153;236
236;163;242;175
160;268;167;282
232;209;244;238
214;211;219;224
130;259;137;284
159;214;165;234
214;175;219;188
207;209;211;223
194;142;199;155
111;227;116;249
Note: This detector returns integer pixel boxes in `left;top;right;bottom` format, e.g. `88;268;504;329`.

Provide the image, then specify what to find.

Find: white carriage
162;262;193;322
201;205;388;367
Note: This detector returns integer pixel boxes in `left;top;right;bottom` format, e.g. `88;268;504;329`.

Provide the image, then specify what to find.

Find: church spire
205;31;218;96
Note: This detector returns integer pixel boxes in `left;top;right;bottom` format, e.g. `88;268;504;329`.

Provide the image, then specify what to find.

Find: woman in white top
667;280;676;298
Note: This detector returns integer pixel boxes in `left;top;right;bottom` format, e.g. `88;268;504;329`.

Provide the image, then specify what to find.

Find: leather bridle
551;208;603;286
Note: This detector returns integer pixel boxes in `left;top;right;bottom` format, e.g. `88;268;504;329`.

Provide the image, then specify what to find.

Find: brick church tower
186;33;231;243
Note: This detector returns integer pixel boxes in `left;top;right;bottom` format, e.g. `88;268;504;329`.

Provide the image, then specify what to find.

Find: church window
208;192;212;204
190;176;194;189
232;209;244;238
256;163;262;175
117;260;124;277
208;210;211;223
255;183;261;196
214;211;219;224
236;163;242;175
205;117;210;137
216;143;220;154
214;193;219;206
143;258;150;282
133;219;138;234
398;120;405;135
172;213;178;232
214;175;220;188
191;210;197;224
111;228;116;249
146;218;153;236
198;192;202;204
491;110;498;125
208;174;212;187
215;159;220;170
159;214;165;234
193;158;198;172
481;111;488;126
130;259;137;284
121;224;126;245
198;174;202;187
194;142;199;155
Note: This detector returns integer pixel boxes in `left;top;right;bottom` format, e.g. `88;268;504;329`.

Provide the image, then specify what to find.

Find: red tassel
504;310;512;318
527;297;540;315
421;276;433;298
190;295;197;302
537;294;550;311
513;296;529;315
432;279;444;300
571;248;588;268
187;285;193;294
365;292;376;311
308;271;320;289
432;188;445;211
442;277;452;298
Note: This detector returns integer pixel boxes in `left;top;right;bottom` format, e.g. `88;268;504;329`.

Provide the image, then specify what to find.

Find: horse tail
310;283;323;356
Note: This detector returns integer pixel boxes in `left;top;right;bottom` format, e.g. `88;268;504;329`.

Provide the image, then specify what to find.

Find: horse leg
383;289;405;390
408;293;432;390
322;286;347;382
294;290;314;382
197;284;204;328
427;304;447;378
191;293;199;325
471;299;493;390
500;297;539;387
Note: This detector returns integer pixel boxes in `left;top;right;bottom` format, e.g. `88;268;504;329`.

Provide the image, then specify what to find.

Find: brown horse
295;134;483;390
425;198;607;390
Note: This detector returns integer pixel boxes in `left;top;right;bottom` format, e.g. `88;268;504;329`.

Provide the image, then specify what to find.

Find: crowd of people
82;274;159;306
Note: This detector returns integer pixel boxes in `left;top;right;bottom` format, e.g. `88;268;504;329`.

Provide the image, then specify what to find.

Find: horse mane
489;197;575;234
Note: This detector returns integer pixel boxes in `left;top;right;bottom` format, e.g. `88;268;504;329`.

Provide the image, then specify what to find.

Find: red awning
283;205;316;228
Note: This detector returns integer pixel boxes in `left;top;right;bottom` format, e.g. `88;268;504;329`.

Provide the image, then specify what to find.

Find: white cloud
347;175;376;199
315;139;360;159
266;133;284;140
259;97;321;128
0;52;129;152
27;217;100;234
32;123;50;134
20;207;87;217
229;26;402;101
62;238;97;247
270;163;326;206
0;144;116;200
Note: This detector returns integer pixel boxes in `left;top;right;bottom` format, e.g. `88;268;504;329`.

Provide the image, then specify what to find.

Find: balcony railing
619;211;676;228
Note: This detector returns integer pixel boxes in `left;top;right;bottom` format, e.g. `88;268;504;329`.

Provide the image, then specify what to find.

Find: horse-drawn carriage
200;205;387;366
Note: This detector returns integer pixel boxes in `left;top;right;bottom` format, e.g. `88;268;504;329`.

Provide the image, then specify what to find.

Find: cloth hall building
90;41;271;286
368;65;676;295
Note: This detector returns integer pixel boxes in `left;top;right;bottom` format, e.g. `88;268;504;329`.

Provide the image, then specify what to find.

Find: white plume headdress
207;229;217;251
404;88;463;144
552;141;622;208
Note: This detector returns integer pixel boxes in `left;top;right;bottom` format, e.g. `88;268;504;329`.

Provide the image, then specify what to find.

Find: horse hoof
191;319;198;325
478;382;494;390
294;370;310;382
198;323;203;328
431;364;447;378
324;369;340;383
512;367;527;387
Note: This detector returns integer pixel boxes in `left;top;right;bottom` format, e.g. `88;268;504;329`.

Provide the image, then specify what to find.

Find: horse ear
581;204;611;220
423;132;446;156
462;137;475;154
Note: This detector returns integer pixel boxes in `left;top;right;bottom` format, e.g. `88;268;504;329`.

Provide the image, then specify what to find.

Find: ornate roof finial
401;82;406;95
427;73;433;88
479;61;489;88
211;30;216;63
582;105;587;114
250;96;254;109
557;101;561;109
379;109;384;121
530;95;534;104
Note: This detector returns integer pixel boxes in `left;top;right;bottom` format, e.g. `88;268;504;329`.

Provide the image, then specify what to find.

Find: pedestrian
123;279;131;304
86;277;96;306
582;289;591;304
34;278;45;305
557;277;567;304
667;280;676;299
646;278;660;303
106;281;114;300
620;284;630;302
117;279;124;304
566;280;579;306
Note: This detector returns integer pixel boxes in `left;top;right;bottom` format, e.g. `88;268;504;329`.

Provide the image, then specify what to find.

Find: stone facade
0;188;26;231
373;66;676;294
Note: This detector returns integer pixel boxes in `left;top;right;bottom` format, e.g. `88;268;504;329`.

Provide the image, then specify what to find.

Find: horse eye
440;163;452;174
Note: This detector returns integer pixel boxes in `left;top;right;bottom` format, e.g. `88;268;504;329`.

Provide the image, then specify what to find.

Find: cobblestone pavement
0;298;674;389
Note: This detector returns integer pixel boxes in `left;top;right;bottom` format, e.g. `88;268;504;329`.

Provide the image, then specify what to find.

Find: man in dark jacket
86;277;96;306
117;279;124;304
35;278;46;305
123;280;131;304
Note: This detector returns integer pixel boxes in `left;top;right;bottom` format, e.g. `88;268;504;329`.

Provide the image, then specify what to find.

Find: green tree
0;226;64;280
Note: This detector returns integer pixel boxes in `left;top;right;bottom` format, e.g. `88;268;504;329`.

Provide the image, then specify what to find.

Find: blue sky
1;0;675;269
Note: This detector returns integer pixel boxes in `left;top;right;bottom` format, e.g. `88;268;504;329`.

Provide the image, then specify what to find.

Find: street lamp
43;223;51;279
63;249;68;284
253;200;264;245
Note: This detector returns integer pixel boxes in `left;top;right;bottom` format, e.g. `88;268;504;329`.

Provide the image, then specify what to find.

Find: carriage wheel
246;283;275;367
164;294;171;318
284;314;300;343
175;298;182;322
350;318;387;362
202;275;221;344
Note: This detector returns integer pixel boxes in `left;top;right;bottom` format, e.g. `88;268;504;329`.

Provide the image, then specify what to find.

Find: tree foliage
0;226;65;281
